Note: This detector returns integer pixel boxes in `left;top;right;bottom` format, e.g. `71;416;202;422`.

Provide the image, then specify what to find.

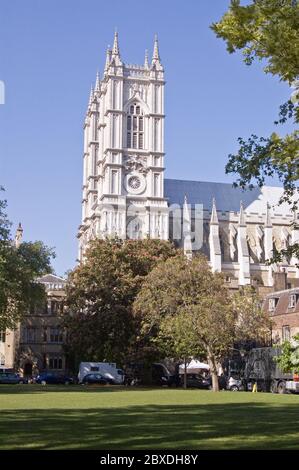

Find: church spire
144;49;149;69
238;201;246;227
95;70;100;92
210;198;219;225
265;202;272;228
88;85;94;107
152;34;160;64
183;195;192;259
104;46;112;74
112;30;120;58
209;199;221;273
15;222;23;248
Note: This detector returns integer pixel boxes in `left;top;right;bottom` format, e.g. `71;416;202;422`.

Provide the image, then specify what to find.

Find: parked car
152;363;176;387
179;374;211;389
0;372;27;384
35;372;74;385
78;362;124;384
227;375;244;391
81;373;109;385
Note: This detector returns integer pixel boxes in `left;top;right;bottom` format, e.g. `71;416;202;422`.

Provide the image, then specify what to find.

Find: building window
269;298;278;312
0;331;6;343
126;103;144;149
0;354;5;366
50;301;57;315
153;174;159;197
139;133;143;149
288;294;296;308
155;85;159;113
42;354;47;369
50;328;63;343
23;328;36;344
154;118;159;151
113;80;117;109
112;114;117;147
282;325;291;342
43;328;47;342
49;357;63;370
111;170;118;194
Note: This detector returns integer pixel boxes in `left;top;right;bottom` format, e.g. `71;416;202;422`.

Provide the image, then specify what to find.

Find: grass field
0;385;299;449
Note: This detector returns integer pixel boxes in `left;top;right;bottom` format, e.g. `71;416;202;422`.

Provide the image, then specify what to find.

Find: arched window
126;103;144;149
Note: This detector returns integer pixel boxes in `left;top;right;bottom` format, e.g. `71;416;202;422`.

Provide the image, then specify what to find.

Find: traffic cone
252;382;257;393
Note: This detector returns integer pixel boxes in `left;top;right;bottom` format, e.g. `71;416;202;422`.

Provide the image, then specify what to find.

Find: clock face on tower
128;175;141;190
125;172;146;195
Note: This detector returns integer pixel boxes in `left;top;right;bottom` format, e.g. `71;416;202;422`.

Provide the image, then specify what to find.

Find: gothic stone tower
78;33;169;258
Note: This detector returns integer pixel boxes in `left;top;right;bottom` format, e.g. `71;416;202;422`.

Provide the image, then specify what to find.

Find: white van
78;362;124;384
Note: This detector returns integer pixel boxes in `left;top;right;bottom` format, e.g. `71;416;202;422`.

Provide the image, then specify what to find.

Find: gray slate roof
164;178;288;215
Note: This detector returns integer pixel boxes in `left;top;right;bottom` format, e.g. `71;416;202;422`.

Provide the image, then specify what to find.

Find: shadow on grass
0;385;159;394
1;402;299;450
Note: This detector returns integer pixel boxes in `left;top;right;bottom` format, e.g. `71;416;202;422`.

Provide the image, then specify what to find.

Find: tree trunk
184;357;187;389
207;349;219;392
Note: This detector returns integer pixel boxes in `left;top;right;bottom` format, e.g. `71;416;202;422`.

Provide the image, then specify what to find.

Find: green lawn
0;385;299;449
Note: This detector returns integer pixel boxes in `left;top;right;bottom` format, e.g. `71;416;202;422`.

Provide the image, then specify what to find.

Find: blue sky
0;0;294;276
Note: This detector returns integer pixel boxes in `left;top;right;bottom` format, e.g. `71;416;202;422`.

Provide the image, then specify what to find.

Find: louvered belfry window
127;103;144;149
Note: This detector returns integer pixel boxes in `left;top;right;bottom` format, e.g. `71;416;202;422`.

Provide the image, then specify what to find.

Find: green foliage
134;255;270;391
64;238;178;367
0;189;54;330
212;0;299;261
0;188;11;242
225;132;299;209
232;285;272;343
276;333;299;372
154;311;203;361
211;0;299;83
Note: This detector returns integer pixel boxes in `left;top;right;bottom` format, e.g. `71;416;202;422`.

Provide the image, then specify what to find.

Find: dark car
0;372;27;384
180;374;211;389
152;363;176;387
35;372;74;385
81;373;109;385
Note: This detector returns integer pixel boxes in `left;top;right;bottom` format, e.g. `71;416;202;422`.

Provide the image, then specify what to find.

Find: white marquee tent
179;359;210;374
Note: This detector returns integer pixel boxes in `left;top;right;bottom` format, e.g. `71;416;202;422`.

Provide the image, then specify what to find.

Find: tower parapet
78;33;168;259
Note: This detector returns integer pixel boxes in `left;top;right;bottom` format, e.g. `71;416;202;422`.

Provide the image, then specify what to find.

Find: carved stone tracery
124;155;149;175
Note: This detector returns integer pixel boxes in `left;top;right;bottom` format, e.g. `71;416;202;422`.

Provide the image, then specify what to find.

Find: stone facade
1;274;67;375
78;33;299;290
78;32;169;259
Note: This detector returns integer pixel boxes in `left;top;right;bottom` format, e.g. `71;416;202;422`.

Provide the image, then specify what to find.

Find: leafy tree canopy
134;255;271;391
275;333;299;372
211;0;299;261
64;238;178;367
212;0;299;84
0;189;55;330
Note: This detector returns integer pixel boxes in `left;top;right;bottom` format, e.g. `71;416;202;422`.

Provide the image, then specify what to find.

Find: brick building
265;272;299;344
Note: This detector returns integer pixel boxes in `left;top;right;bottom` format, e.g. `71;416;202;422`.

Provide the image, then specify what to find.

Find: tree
154;311;203;389
134;255;271;391
64;238;177;369
211;0;299;260
275;333;299;373
0;189;55;329
232;285;272;346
